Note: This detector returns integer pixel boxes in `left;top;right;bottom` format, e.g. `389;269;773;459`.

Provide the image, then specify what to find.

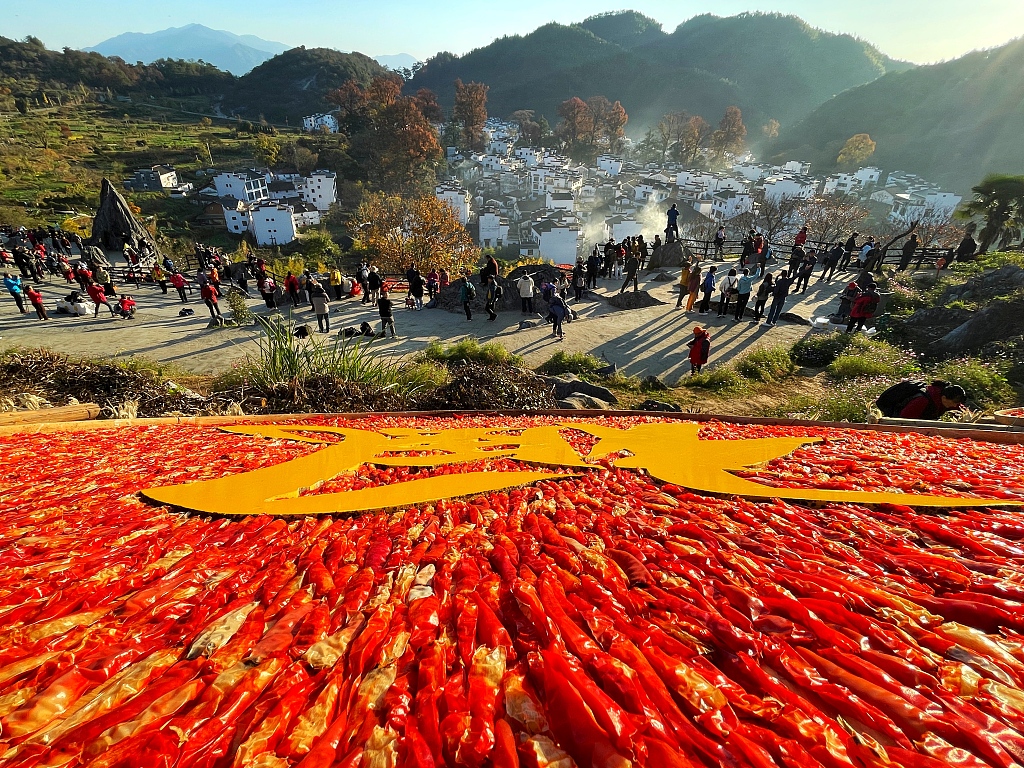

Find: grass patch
536;350;606;378
735;345;796;383
765;377;894;422
789;332;854;368
681;365;746;392
422;339;523;368
237;316;435;395
827;337;919;380
931;358;1014;407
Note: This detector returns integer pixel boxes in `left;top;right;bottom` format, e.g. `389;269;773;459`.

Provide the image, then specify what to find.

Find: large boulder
932;298;1024;353
558;394;614;410
648;241;695;269
537;373;619;405
437;263;565;315
607;290;665;310
87;178;160;255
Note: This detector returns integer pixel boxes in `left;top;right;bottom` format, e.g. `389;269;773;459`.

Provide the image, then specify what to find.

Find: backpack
465;281;476;300
875;380;927;417
494;284;503;298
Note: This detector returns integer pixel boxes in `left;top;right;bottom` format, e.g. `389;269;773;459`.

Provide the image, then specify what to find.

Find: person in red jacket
86;280;115;317
284;271;300;307
900;382;966;419
687;326;711;375
24;285;48;320
201;282;222;319
846;283;880;333
794;226;808;248
170;271;188;303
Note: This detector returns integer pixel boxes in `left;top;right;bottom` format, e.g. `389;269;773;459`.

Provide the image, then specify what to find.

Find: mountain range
86;25;289;76
87;25;418;76
409;12;911;137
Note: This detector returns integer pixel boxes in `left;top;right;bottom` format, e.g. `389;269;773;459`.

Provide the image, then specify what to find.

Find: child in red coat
687;327;711;375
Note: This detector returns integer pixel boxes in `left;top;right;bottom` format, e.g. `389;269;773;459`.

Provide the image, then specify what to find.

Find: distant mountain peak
86;25;289;74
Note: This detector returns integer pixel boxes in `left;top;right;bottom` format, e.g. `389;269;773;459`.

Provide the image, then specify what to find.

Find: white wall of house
609;216;642;241
596;155;623;176
298;170;338;211
249;203;297;246
532;219;582;265
712;191;753;221
823;173;858;196
435;183;471;225
224;206;250;235
479;211;509;248
302;113;339;133
854;167;883;186
546;192;575;212
214;172;268;203
762;175;816;202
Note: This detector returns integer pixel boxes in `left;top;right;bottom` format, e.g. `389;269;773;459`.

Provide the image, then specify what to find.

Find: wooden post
0;403;101;427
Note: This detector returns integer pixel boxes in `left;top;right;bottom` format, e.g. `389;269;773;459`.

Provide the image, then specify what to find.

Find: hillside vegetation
410;12;909;133
771;37;1024;192
222;47;388;123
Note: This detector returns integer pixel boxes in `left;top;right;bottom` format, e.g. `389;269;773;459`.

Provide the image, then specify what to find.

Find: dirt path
0;256;852;380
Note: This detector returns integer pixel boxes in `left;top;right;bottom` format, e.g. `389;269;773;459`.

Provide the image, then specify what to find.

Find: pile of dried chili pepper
1;414;1024;768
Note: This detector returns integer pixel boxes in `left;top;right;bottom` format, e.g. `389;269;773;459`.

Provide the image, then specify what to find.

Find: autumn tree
796;194;870;246
762;119;780;140
412;88;444;123
365;97;443;195
709;106;747;164
556;97;594;156
677;116;713;166
326;80;368;120
453;79;489;151
251;133;279;167
510;110;541;145
329;75;443;195
352;192;477;273
837;134;876;168
603;100;628;152
366;73;403;111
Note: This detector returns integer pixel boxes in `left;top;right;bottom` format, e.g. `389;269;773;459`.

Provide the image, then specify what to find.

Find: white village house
435;182;471;225
478;208;510;248
302;113;340;133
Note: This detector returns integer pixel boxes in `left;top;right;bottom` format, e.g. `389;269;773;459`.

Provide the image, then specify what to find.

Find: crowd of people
1;225;149;321
2;209;987;417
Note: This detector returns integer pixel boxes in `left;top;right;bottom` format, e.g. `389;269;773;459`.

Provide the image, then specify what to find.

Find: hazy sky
2;0;1022;64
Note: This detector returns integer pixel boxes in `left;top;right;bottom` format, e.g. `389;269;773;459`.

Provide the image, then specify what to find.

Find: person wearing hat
687;327;711;375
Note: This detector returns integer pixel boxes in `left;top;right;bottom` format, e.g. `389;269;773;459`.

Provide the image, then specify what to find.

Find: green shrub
883;279;929;315
827;337;919;380
422;339;522;367
536;350;606;378
682;365;745;392
736;345;797;383
238;316;435;395
226;290;254;325
930;358;1014;407
789;332;853;368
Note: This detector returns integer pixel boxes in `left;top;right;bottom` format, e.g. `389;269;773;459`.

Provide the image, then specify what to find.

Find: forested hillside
771;37;1024;192
409;12;910;133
